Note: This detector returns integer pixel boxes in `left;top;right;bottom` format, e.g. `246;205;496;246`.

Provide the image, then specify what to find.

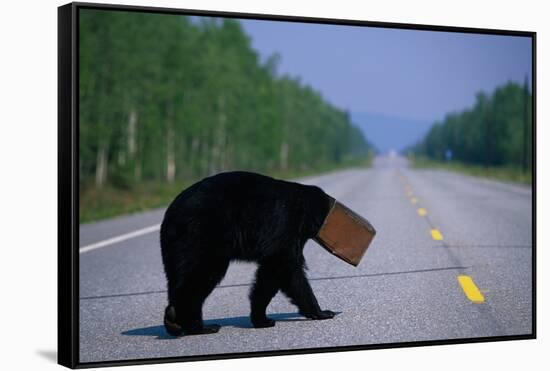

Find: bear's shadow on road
122;312;339;340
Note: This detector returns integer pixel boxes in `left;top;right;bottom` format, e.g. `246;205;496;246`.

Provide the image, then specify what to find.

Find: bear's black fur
160;171;335;336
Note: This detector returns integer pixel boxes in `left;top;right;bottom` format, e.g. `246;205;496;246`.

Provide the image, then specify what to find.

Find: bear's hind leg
176;298;221;335
167;258;229;336
164;303;221;336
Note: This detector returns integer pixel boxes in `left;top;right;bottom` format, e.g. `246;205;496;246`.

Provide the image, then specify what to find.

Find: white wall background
0;0;547;370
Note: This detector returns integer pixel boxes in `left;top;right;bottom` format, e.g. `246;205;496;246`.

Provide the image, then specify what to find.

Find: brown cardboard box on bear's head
313;197;376;267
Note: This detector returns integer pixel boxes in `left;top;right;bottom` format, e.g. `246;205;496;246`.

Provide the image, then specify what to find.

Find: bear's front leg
281;264;336;320
249;262;282;328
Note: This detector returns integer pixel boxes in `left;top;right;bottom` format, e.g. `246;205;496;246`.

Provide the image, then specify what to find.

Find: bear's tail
164;305;184;336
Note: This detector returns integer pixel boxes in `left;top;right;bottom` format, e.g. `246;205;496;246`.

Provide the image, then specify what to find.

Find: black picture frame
58;2;536;368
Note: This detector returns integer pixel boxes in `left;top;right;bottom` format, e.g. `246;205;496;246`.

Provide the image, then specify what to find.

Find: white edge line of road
80;224;161;254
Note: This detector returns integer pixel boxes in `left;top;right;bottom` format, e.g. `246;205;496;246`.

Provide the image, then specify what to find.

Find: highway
78;155;533;363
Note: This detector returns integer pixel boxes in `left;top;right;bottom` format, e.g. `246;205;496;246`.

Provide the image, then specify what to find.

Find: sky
240;19;532;126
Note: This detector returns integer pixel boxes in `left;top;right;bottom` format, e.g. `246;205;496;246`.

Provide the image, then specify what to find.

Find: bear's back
187;171;289;207
163;171;297;230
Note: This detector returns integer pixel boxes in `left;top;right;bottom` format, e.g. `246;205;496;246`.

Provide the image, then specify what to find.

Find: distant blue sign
445;149;453;161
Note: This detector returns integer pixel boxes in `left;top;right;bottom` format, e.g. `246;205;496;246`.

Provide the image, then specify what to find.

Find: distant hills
351;112;434;154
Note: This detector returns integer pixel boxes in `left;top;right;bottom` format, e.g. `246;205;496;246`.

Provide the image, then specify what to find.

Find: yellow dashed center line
457;275;485;303
400;178;487;305
430;229;443;240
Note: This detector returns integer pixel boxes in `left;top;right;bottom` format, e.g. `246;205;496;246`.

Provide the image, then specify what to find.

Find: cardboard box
313;197;376;267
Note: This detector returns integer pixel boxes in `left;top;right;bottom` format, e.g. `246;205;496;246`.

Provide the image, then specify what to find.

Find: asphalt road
79;155;533;363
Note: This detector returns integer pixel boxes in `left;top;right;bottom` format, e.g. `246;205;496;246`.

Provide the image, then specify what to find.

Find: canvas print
75;5;533;365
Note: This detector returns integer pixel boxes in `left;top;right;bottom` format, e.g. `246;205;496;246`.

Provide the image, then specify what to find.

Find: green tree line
411;81;532;171
80;9;372;194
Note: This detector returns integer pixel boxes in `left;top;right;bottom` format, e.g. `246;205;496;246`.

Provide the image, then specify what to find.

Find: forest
79;9;372;212
411;81;533;172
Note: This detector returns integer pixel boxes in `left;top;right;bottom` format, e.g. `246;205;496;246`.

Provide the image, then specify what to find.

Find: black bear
160;171;335;336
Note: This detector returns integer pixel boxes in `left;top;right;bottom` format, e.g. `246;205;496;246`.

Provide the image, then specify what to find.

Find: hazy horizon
240;19;532;152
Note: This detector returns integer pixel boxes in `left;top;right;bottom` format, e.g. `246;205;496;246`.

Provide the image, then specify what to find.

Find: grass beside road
80;181;188;224
410;156;532;185
80;156;373;224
